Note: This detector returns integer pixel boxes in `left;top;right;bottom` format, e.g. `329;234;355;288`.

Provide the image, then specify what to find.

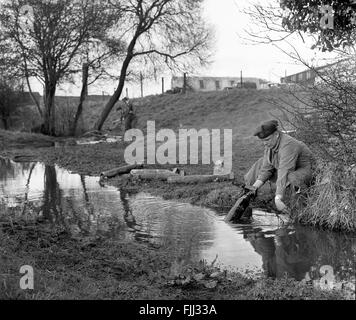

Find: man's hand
244;180;264;197
244;185;258;198
275;195;290;214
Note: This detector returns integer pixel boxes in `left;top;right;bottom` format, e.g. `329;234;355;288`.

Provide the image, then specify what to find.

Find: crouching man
244;120;314;214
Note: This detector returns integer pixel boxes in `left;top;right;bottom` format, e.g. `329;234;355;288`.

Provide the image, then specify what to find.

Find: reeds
296;163;356;232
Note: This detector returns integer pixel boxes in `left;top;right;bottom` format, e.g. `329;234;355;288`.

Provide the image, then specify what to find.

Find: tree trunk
24;61;43;119
1;116;8;130
167;173;235;184
70;63;89;136
130;169;179;181
43;84;57;136
94;55;133;131
100;164;144;178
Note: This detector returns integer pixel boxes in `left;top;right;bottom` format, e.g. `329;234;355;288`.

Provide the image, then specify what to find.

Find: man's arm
248;149;275;194
257;149;275;183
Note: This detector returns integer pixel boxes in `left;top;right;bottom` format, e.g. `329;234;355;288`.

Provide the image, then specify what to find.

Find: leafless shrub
55;100;86;137
271;58;356;168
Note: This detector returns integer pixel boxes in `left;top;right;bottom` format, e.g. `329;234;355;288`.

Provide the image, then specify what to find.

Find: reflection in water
242;225;355;292
128;193;217;263
0;159;355;290
0;160;129;238
120;189;137;230
42;166;62;224
244;228;310;280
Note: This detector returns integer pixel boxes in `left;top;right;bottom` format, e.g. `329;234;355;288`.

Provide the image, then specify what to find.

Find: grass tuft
296;163;356;233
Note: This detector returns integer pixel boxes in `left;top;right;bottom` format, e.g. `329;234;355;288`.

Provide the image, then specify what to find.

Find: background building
280;61;344;85
280;69;317;85
171;76;265;91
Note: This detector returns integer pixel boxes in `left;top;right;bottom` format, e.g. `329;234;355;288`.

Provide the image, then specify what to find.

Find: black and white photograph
0;0;355;309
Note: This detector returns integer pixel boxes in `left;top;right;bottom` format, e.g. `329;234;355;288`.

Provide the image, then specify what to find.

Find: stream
0;157;355;294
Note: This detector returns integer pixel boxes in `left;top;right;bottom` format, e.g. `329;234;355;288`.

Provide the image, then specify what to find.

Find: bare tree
0;0;120;136
0;37;22;129
69;38;126;136
94;0;213;131
266;55;356;167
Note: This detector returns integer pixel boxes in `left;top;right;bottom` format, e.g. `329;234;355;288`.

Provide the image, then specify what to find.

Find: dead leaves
166;256;225;290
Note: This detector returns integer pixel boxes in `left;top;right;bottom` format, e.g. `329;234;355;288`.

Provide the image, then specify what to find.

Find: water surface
0;158;354;292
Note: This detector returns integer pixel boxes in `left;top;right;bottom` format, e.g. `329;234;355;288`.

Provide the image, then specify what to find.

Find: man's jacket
257;132;313;197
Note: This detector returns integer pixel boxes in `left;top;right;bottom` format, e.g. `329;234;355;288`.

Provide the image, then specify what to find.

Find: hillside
83;89;290;138
9;89;294;138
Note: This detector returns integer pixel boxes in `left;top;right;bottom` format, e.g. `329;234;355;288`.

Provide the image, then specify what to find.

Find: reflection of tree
50;176;98;236
41;166;64;227
119;189;137;230
80;175;94;217
21;163;36;216
80;175;94;235
0;157;15;182
19;162;33;174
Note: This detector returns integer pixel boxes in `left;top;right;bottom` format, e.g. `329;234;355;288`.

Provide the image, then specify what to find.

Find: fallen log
130;169;178;180
167;172;234;184
12;155;38;163
100;164;144;178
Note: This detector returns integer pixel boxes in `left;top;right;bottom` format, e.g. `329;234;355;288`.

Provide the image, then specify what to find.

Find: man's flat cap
253;120;279;139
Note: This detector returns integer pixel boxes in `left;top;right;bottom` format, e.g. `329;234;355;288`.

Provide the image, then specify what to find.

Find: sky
201;0;336;80
29;0;336;97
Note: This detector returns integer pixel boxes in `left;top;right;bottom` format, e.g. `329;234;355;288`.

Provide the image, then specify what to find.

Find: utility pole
140;72;144;98
183;72;187;94
162;77;165;94
240;70;243;88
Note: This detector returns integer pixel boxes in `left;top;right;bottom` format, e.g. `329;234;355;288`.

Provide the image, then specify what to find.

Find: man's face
261;132;279;148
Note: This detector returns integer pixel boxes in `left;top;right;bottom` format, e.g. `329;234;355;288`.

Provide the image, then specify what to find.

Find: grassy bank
0;217;346;300
0;129;54;149
295;163;356;232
